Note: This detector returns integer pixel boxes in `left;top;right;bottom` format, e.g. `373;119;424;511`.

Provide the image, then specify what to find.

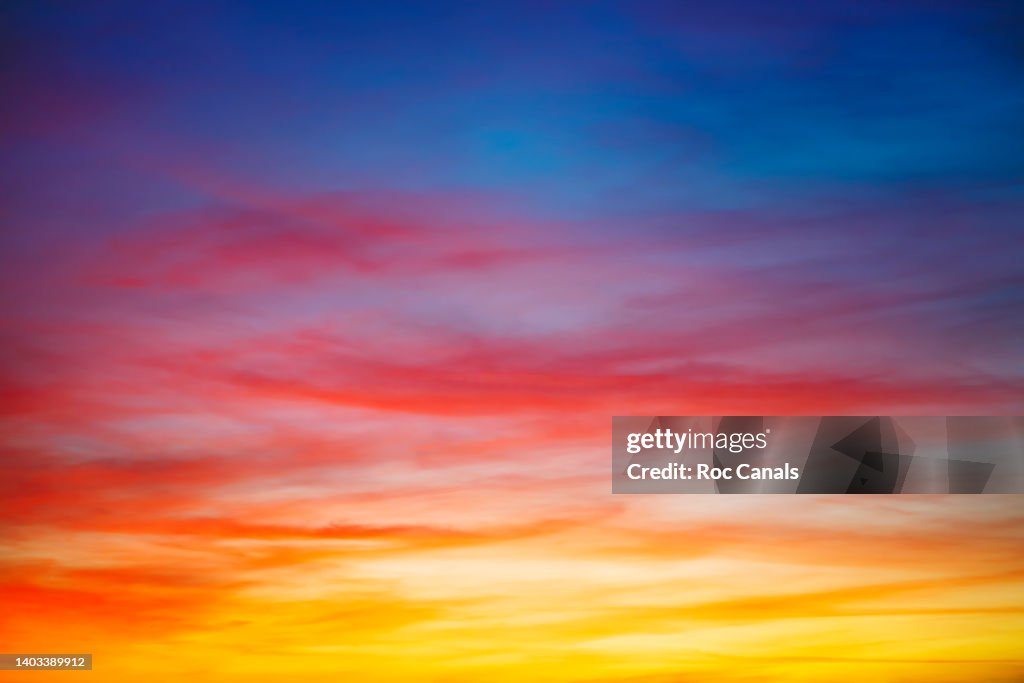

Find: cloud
3;3;1024;675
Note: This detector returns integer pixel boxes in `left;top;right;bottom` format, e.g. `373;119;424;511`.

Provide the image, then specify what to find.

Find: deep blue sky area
5;1;1023;208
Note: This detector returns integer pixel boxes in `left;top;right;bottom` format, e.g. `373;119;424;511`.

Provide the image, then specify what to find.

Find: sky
1;2;1023;681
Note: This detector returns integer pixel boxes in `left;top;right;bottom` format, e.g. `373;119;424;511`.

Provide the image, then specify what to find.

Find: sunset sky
2;2;1023;681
